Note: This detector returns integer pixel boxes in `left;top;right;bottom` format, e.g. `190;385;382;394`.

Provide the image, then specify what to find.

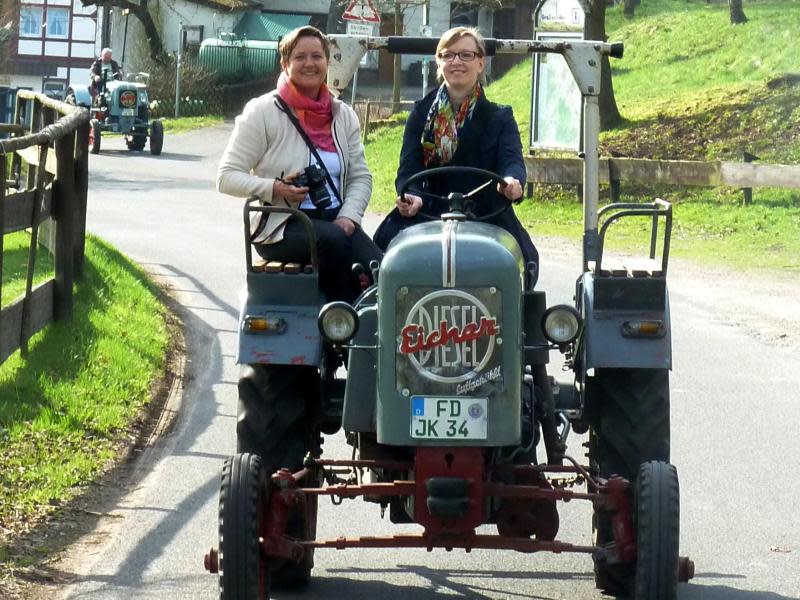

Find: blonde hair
279;26;330;64
435;27;487;58
435;27;486;84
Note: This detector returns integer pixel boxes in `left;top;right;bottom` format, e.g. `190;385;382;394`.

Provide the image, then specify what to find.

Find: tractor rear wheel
587;368;670;595
589;368;670;481
89;119;101;154
218;453;270;600
237;364;320;588
149;119;163;155
633;461;680;600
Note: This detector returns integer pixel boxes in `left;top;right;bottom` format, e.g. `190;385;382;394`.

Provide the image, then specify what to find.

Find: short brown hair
435;26;486;59
279;26;330;64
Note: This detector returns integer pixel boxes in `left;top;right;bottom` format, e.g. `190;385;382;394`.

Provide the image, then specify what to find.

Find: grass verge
160;114;224;133
0;233;169;566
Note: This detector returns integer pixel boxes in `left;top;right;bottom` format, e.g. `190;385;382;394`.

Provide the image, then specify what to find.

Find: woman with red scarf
217;26;381;302
373;27;538;270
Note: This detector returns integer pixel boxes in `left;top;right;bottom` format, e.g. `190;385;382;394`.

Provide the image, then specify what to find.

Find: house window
20;6;44;37
43;81;66;98
46;7;69;38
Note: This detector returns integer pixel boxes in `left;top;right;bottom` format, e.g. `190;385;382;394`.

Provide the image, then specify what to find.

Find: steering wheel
398;166;515;222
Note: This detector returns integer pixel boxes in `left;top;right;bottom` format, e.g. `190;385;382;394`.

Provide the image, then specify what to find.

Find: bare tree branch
81;0;168;64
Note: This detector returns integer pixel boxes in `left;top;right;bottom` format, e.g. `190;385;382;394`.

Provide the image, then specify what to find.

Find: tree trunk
392;1;402;113
326;0;347;34
623;0;640;18
729;0;748;24
133;0;167;64
585;0;622;130
87;0;167;64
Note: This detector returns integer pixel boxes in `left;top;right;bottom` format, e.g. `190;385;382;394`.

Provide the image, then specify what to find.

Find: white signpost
342;0;381;103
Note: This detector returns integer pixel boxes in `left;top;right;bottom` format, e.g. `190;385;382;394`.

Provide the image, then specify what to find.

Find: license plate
121;108;135;116
410;396;487;440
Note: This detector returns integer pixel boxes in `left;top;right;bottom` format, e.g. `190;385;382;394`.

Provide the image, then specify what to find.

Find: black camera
293;164;332;209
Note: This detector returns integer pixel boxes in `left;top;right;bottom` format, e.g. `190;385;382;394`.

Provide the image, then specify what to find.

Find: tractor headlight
318;302;358;343
542;305;581;345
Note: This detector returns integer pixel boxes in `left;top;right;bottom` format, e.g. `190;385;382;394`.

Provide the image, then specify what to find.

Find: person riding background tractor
217;26;382;303
89;47;122;97
373;26;539;272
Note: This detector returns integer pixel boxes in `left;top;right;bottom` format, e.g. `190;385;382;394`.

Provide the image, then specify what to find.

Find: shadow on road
90;149;201;162
680;583;798;600
41;261;240;597
272;566;797;600
281;565;592;599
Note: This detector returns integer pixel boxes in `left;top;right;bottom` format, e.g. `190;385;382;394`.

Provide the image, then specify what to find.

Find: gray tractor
65;71;163;155
204;36;693;600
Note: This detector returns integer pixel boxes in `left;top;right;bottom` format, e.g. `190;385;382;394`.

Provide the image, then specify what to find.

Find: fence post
25;100;42;190
0;157;5;305
73;120;90;276
742;151;758;206
20;143;49;356
54;130;76;321
362;100;371;145
609;158;621;203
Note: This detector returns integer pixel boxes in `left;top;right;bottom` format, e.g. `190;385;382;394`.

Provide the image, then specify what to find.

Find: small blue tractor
65;71;163;155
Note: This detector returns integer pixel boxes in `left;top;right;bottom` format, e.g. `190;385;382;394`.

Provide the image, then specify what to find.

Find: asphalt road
58;124;800;599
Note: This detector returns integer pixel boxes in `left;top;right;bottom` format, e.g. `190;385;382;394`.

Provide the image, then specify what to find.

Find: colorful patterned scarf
421;82;481;167
277;72;336;152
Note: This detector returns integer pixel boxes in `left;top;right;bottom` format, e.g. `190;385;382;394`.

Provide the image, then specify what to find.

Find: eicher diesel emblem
400;289;500;384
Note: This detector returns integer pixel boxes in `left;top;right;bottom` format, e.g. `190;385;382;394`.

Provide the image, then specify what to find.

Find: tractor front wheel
149;119;163;155
634;461;680;600
218;453;270;600
89;119;101;154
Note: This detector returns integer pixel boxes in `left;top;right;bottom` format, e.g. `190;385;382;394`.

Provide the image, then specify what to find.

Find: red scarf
277;72;336;152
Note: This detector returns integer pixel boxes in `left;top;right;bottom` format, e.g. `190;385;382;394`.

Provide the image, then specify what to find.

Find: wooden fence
352;100;415;144
0;91;89;363
524;156;800;201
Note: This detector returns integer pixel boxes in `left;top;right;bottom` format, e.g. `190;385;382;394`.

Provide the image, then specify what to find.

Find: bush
137;55;221;118
135;55;278;119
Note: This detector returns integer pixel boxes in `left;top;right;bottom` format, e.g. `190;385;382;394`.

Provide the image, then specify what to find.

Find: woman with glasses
373;26;538;269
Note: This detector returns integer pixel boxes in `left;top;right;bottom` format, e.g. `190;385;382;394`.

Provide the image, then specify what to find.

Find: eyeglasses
437;50;481;63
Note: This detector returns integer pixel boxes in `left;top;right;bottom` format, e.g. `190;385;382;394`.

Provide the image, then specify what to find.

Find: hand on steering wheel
398;166;514;222
498;177;523;202
395;194;423;217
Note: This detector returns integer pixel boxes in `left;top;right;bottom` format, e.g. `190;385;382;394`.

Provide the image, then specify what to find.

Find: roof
79;0;257;11
233;12;311;42
187;0;258;11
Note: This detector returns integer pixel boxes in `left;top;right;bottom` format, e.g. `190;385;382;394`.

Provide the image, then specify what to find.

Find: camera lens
304;165;332;209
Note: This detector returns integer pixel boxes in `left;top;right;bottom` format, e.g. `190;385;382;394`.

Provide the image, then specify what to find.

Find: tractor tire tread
218;453;268;600
634;460;680;600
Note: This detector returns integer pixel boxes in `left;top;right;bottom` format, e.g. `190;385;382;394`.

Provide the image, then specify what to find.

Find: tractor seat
252;260;313;275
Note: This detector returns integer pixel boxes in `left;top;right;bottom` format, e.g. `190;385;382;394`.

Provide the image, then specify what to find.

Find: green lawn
0;233;169;559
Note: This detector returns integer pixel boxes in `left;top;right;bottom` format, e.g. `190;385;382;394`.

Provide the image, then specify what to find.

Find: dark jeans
256;209;383;303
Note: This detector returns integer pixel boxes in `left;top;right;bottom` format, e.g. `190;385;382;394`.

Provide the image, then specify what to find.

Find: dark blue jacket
374;86;538;267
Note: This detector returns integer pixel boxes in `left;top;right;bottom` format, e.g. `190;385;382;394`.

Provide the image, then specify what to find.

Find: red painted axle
302;533;595;554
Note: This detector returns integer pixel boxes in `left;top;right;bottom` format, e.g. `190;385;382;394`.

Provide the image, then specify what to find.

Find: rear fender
579;272;671;370
66;85;92;107
236;270;324;367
